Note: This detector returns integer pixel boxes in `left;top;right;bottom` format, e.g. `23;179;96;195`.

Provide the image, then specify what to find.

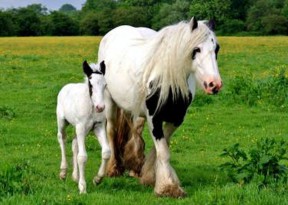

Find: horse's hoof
155;185;187;198
128;170;140;178
93;176;102;185
140;174;155;186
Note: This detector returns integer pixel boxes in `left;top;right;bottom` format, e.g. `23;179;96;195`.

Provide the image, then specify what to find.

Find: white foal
56;60;110;194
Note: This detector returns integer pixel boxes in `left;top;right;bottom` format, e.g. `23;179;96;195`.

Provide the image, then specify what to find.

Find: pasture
0;36;287;204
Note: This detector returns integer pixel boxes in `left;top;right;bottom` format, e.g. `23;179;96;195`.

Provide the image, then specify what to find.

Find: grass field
0;36;287;205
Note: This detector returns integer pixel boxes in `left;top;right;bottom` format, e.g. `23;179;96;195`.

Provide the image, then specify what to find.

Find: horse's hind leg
92;122;111;184
106;98;124;176
57;117;68;180
123;117;146;177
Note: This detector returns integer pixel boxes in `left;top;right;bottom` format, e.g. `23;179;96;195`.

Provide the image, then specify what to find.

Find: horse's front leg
146;117;185;198
140;122;177;186
93;121;111;184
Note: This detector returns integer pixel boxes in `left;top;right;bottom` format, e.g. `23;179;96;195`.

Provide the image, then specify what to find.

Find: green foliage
226;67;288;109
50;11;79;36
220;138;288;187
0;0;288;36
152;0;190;30
0;161;34;200
0;106;15;120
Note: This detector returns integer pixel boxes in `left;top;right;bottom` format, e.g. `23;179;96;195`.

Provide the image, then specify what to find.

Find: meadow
0;36;287;204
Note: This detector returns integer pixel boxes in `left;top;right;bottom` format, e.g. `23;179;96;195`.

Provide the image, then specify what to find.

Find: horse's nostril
204;81;208;89
209;82;214;88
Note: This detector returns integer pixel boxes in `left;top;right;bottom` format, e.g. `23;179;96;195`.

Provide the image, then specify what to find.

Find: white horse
98;17;222;197
56;61;111;194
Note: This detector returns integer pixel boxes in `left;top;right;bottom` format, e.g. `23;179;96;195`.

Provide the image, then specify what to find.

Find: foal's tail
114;108;146;177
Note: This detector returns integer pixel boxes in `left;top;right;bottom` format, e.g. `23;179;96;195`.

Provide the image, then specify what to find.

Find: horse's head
190;17;222;94
83;60;106;113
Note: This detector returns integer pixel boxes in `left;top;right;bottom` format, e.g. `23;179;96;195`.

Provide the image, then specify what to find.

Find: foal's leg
57;117;68;180
146;118;185;198
140;123;177;186
92;121;111;184
72;137;79;182
75;124;89;194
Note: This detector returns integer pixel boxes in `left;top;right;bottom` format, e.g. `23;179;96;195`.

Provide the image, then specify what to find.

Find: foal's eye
192;47;201;60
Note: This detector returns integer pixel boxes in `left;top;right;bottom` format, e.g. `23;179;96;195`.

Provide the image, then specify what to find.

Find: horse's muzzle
204;80;222;95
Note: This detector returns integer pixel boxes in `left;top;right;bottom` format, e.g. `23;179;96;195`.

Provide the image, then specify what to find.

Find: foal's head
83;60;106;113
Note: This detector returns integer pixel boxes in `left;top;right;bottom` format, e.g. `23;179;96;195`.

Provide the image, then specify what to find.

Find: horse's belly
106;73;142;112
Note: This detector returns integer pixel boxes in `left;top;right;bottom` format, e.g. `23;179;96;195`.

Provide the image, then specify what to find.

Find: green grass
0;36;288;204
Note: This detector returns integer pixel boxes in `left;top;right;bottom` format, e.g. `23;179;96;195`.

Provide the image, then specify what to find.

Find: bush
261;14;288;35
220;138;288;187
219;19;246;35
0;161;34;200
226;67;288;108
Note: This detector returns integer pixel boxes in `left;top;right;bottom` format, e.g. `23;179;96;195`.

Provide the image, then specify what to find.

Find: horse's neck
187;74;196;99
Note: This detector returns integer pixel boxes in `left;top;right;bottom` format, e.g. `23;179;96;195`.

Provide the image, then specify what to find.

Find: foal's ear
190;17;198;31
83;60;93;77
100;60;106;75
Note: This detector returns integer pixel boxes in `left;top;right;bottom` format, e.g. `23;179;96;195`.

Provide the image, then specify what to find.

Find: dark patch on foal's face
146;87;192;140
87;71;103;96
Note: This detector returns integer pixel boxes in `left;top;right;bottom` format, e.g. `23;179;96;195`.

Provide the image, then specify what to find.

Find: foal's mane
142;20;211;110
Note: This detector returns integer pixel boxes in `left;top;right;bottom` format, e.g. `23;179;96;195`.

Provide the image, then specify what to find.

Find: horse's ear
207;19;216;31
100;60;106;75
190;17;198;31
83;60;92;77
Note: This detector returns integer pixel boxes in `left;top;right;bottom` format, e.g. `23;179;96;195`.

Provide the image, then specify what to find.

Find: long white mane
142;21;211;108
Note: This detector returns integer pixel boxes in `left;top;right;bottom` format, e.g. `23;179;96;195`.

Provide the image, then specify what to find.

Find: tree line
0;0;288;36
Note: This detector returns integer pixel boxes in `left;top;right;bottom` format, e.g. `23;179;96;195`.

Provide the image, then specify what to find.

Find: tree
50;11;79;36
189;0;232;25
0;11;16;36
113;6;150;28
80;12;100;35
261;15;288;34
246;0;288;34
152;0;190;30
82;0;117;12
15;7;42;36
59;4;77;13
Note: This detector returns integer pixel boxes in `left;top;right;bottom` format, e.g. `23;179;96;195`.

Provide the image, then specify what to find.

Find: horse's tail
114;108;146;177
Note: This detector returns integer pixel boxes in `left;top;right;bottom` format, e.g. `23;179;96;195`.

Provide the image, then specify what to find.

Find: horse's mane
142;21;211;111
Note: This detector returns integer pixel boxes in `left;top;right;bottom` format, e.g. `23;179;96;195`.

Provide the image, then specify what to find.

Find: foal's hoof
155;185;187;198
59;169;67;180
93;176;102;185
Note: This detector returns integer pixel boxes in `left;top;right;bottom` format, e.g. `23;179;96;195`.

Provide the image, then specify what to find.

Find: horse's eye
192;47;201;60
